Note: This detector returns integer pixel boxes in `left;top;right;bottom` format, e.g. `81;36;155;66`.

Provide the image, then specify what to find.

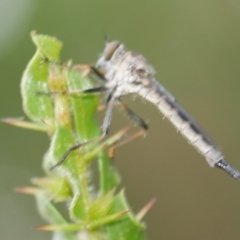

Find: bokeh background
1;0;240;239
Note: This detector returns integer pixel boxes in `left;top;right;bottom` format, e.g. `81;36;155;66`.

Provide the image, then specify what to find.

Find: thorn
31;177;50;186
2;118;47;132
108;148;115;159
15;187;41;195
87;209;130;230
35;225;55;231
73;64;92;76
108;129;145;159
116;209;129;217
36;223;82;231
119;126;130;135
30;30;37;36
1;117;24;124
97;104;107;111
136;198;157;221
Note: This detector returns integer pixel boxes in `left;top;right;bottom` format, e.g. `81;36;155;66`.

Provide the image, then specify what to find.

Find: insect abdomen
139;83;224;166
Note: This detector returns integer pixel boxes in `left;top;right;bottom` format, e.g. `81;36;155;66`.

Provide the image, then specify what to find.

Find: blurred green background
1;0;240;239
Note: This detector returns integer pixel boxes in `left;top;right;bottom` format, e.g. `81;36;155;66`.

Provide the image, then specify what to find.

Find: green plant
4;32;153;240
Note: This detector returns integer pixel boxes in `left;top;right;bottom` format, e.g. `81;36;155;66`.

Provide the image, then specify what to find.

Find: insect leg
117;99;148;131
50;95;115;170
105;99;148;158
36;86;107;96
73;64;107;81
90;66;107;81
83;86;107;94
101;95;115;137
49;137;103;170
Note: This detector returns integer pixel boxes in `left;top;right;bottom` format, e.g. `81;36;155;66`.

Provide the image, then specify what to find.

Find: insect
52;40;240;180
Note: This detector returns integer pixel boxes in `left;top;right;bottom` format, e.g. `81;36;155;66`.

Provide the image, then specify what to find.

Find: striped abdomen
138;80;240;179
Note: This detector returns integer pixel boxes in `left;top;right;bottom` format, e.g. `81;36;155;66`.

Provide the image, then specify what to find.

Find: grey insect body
52;40;240;179
95;41;240;179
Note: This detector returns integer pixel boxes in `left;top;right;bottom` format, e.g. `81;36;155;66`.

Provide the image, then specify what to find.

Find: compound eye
136;68;150;78
103;41;120;60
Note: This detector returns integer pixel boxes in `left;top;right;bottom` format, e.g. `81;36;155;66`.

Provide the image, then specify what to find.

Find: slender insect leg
63;86;107;95
106;100;148;158
50;97;115;170
49;136;104;170
37;61;107;96
83;86;107;94
117;100;148;131
67;86;107;95
101;97;115;137
90;67;107;81
36;86;107;96
73;64;107;81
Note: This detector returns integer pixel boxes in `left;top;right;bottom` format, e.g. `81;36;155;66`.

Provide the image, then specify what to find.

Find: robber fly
52;40;240;180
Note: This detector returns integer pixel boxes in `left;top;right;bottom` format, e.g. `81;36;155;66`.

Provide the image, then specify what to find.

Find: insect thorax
97;42;156;97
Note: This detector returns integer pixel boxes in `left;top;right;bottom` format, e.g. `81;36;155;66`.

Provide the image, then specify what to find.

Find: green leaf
88;190;114;221
31;31;62;62
104;191;147;240
21;50;54;124
19;33;150;240
35;192;78;240
66;68;100;141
